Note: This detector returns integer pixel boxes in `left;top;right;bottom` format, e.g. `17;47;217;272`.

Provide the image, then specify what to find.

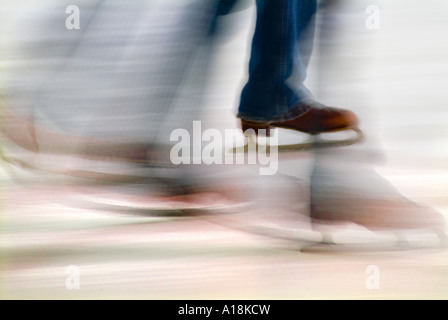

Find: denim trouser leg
238;0;317;122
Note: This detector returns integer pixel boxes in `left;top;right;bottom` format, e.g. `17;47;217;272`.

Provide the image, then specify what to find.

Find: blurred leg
238;0;317;122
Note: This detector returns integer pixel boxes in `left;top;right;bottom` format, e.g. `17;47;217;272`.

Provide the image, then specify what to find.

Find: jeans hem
237;101;312;123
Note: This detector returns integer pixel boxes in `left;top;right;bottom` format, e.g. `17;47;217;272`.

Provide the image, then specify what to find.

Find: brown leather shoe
241;101;359;136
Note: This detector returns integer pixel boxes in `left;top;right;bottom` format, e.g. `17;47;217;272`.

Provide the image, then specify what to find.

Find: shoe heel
241;120;273;137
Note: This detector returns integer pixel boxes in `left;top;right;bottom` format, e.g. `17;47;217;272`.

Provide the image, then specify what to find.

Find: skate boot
238;100;363;152
306;167;447;252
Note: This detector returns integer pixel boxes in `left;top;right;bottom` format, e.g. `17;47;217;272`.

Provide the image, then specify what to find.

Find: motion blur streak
0;0;448;299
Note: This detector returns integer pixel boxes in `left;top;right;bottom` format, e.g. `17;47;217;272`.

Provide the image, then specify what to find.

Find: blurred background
0;0;447;299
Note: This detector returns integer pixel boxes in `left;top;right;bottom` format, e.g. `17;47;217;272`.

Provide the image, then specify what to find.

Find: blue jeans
238;0;317;122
